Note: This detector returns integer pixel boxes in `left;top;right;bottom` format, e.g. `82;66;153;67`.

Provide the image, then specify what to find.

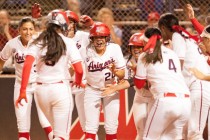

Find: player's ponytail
32;23;66;66
142;27;162;65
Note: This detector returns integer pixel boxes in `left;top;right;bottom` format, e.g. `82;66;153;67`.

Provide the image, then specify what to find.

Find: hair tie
143;34;161;54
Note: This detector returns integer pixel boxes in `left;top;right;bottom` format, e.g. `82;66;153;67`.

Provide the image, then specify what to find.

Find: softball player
125;33;154;140
158;13;210;140
65;10;91;135
16;10;83;140
83;22;125;140
135;27;191;140
0;17;53;140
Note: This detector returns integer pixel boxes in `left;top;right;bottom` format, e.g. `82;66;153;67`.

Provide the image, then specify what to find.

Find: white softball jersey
172;32;210;86
73;30;90;60
27;33;82;83
0;35;37;83
135;45;190;98
70;30;90;82
85;43;126;89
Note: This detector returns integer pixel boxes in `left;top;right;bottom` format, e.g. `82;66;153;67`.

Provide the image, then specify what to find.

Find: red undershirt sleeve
72;61;83;84
134;77;146;89
190;18;205;35
20;55;35;93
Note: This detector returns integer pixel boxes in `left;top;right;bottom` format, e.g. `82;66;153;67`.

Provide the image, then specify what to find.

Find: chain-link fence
0;0;210;55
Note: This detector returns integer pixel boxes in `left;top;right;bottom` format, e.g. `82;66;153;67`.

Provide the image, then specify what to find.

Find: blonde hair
97;8;113;21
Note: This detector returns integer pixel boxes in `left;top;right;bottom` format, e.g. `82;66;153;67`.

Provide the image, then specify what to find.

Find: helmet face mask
47;9;69;31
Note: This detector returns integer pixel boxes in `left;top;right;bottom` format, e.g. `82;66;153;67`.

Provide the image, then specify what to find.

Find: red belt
164;92;189;98
37;81;63;85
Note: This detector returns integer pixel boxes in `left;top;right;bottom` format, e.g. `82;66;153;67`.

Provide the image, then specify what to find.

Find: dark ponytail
32;23;66;66
143;28;162;65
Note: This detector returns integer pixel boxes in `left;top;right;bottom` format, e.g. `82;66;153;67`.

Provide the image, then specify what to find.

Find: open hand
185;4;195;20
31;3;42;18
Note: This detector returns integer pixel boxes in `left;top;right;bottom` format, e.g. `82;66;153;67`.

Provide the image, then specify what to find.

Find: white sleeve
135;53;147;80
114;45;126;69
0;42;13;61
67;40;82;64
172;33;186;60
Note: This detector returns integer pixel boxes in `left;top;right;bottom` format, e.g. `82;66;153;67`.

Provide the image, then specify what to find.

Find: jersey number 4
168;59;177;72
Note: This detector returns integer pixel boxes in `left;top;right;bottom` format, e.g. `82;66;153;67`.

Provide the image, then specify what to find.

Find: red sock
18;132;30;140
106;134;117;140
43;126;53;140
85;133;96;140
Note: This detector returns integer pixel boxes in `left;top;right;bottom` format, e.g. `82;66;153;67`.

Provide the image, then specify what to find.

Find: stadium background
0;0;209;139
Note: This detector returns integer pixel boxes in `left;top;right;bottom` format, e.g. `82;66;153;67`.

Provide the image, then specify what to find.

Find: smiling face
19;21;35;46
130;45;144;60
67;20;76;38
92;36;107;55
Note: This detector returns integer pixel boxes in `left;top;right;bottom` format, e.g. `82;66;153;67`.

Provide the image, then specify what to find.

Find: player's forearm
5;32;13;40
20;55;35;92
190;18;204;35
114;69;125;80
114;80;130;91
72;61;83;84
202;75;210;81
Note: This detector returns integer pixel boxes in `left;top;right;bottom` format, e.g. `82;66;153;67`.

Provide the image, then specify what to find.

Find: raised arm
185;4;204;35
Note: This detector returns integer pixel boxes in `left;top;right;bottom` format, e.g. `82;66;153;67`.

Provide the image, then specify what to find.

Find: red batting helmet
89;22;110;38
128;33;144;46
147;12;160;21
47;9;69;31
65;10;79;23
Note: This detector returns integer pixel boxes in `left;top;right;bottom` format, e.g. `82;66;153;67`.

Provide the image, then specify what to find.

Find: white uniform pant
84;86;119;134
143;96;191;140
14;82;50;132
188;80;210;140
75;92;86;132
133;88;154;140
34;82;72;139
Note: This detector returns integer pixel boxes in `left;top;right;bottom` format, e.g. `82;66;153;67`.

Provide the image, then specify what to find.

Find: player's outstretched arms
189;67;210;81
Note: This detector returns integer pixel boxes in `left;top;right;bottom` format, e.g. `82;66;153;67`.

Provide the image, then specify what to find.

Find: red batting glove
15;91;28;108
80;15;94;27
31;3;42;18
